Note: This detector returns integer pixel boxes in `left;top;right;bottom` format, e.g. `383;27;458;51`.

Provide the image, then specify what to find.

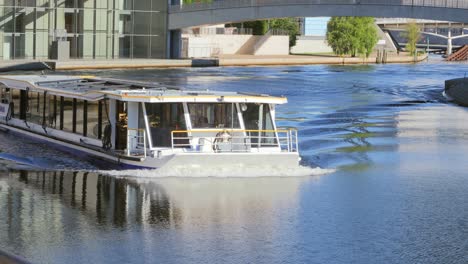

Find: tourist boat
444;77;468;106
0;75;300;169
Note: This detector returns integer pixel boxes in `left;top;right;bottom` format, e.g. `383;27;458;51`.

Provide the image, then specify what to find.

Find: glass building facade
0;0;168;60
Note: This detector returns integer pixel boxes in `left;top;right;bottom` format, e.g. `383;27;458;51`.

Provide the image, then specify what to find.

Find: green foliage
228;18;299;48
227;21;268;35
269;18;300;47
404;21;420;56
326;17;378;58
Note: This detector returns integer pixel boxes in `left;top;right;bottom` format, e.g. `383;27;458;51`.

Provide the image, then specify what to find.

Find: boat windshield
188;103;240;129
145;103;186;147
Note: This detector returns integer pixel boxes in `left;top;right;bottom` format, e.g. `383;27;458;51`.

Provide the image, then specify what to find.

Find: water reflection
1;170;308;230
0;170;313;263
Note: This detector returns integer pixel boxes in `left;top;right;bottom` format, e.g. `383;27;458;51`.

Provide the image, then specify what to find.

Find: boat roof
0;75;287;104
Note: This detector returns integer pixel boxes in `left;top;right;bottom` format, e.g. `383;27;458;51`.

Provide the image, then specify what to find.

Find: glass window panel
151;36;165;58
95;10;107;31
82;33;93;58
189;103;240;129
35;31;48;59
119;35;130;58
150;13;165;36
151;0;167;12
145;103;186;147
26;91;46;125
119;13;132;35
133;36;148;58
3;35;13;60
11;88;20;119
86;100;100;139
241;103;276;146
1;7;15;33
48;95;58;129
62;97;74;133
119;0;133;10
95;33;107;58
133;11;150;35
14;34;25;59
75;99;84;134
133;0;150;11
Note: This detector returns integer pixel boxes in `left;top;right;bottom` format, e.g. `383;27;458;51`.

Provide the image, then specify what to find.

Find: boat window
47;95;57;128
62;97;74;133
145;103;186;147
115;101;128;150
188;103;240;129
86;100;100;139
27;91;49;126
75;100;85;135
11;89;20;119
0;86;10;104
242;103;277;146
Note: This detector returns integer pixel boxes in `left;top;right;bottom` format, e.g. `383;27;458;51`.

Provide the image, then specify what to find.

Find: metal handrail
171;129;299;153
169;0;468;12
127;128;147;158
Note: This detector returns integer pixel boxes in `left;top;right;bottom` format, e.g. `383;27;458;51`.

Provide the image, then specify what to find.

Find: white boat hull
0;123;300;170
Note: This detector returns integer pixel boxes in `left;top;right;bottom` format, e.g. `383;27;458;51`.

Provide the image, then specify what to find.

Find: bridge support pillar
169;29;182;59
447;30;453;56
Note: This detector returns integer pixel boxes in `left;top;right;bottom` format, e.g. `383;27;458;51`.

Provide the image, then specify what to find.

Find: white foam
97;165;335;178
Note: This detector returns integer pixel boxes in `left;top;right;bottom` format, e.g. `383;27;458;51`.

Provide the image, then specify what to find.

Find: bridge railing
169;0;468;13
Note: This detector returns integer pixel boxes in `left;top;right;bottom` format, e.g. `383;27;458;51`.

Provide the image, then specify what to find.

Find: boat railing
127;128;147;158
171;129;299;153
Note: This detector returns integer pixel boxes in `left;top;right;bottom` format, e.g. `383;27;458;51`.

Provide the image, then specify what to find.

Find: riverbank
217;52;427;66
0;53;428;72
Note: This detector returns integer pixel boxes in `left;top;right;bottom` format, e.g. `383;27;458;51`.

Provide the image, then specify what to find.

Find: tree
227;21;268;35
404;21;420;56
355;17;379;59
326;17;378;58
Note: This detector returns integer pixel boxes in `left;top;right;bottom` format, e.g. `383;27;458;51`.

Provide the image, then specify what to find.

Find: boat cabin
0;75;298;159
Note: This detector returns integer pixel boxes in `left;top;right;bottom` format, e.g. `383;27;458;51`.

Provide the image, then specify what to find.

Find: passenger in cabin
197;117;209;127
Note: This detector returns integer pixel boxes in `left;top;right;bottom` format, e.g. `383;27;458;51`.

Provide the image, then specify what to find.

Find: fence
171;129;299;153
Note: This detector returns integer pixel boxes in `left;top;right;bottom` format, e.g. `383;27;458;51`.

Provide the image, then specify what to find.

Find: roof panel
0;75;287;104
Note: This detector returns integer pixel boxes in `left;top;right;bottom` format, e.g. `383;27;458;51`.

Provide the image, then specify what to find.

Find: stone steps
446;45;468;61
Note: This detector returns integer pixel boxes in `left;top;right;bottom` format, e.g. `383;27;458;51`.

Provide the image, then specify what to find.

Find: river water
0;58;467;263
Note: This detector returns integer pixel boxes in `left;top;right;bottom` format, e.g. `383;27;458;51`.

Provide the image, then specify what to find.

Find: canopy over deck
0;75;287;104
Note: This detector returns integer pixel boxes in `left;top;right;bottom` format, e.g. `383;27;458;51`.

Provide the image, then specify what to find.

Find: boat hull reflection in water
1;169;306;231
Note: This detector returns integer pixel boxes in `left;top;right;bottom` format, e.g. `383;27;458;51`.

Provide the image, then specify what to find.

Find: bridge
377;19;468;54
168;0;468;30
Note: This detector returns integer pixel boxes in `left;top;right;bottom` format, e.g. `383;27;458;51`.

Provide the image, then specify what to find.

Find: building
292;17;333;54
180;24;290;58
301;17;330;36
0;0;167;60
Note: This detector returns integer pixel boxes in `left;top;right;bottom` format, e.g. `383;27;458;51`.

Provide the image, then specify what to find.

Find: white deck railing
171;129;299;153
126;128;147;158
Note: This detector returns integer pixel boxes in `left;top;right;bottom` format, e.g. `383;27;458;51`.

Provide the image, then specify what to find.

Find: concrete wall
290;36;333;54
254;35;289;55
182;34;289;57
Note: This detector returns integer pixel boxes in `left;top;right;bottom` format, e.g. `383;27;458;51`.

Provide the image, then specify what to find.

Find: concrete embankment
0;54;427;72
217;54;428;67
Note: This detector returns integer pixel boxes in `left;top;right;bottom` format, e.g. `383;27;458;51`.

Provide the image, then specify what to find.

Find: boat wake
98;165;335;178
